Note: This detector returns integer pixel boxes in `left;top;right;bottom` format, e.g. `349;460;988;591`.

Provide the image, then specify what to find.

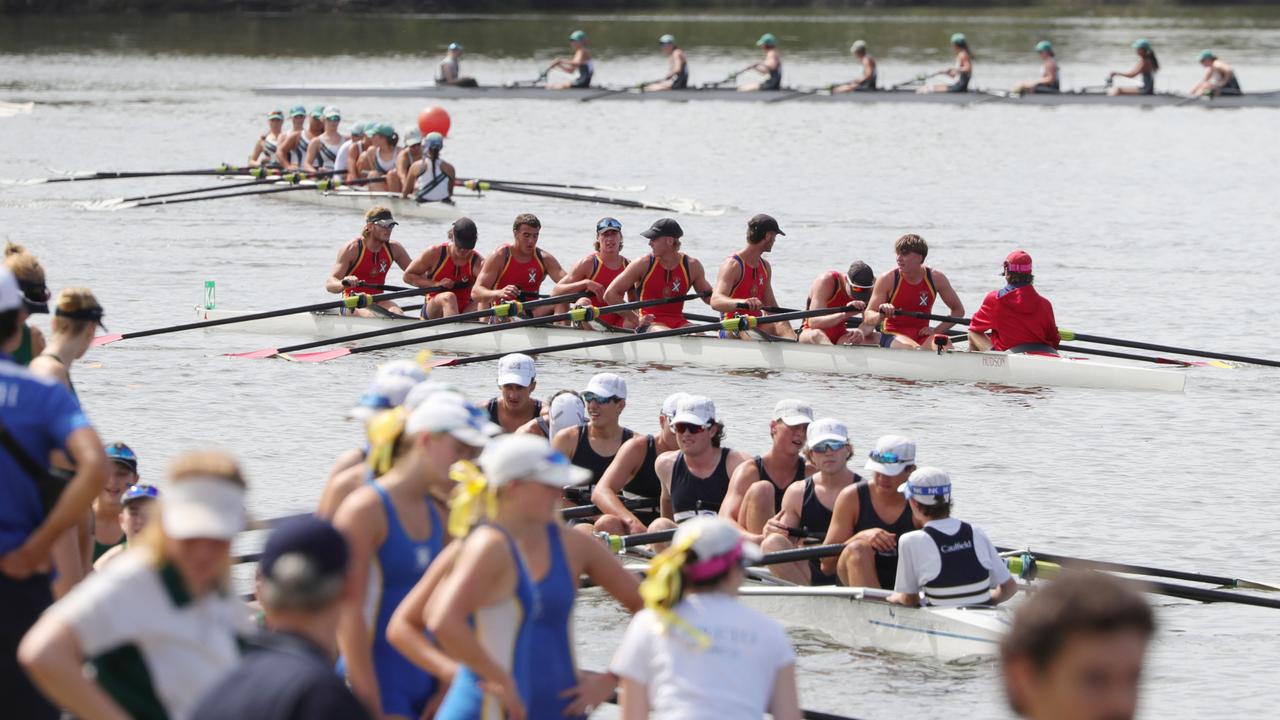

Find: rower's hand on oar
498;284;522;302
763;515;795;537
559;669;617;716
845;300;867;314
854;527;897;553
635;314;654;333
736;298;765;313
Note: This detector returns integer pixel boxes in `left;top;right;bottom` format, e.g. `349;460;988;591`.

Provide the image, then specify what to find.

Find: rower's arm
18;618;131;720
403;246;444;289
275;133;297;169
805;274;844;329
249;136;266;167
441;160;457;198
1113;62;1142;79
551;256;597;298
591;436;651;533
857;272;894;332
550;426;578;458
991;577;1019;605
303;138;322;172
325;243;359;294
819;484;859;575
387;541;462;682
967;331;994;351
687;258;715;306
346;145;364;183
390;242;414;272
401;160;420;197
654;452;677;521
333;492;387;716
572;531;643;612
470;251;507;303
603;260;647;325
932;270;965;335
542;251;569;284
718;460;760;529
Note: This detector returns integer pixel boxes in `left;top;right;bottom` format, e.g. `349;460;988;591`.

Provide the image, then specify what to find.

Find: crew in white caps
721;398;814;543
889;467;1017;608
610;516;801;720
649;395;751;532
833;40;877;93
436;42;477;87
485;353;541;434
552;372;634;489
402;131;455;204
591;391;689;535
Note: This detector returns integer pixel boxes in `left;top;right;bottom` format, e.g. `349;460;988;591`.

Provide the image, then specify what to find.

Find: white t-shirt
610;592;795;720
894;517;1012;598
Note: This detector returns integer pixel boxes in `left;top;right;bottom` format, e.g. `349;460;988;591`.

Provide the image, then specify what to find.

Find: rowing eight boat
198;307;1187;392
218;176;466;221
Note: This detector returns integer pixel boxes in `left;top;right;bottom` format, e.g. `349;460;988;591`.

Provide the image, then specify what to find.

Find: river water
3;9;1279;720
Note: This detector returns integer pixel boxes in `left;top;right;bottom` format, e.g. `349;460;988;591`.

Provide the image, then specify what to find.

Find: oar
91;287;434;347
998;546;1280;592
285;292;706;363
889;72;943;91
457;177;645;193
231;291;586;360
462;179;677;213
700;65;755;89
6;164;253;186
109;168;339;204
124;176;376;209
431;305;858;369
562;497;657;521
342;280;411;293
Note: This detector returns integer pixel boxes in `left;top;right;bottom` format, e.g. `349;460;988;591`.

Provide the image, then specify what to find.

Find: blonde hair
4;242;45;285
51;287;102;335
137;450;247;567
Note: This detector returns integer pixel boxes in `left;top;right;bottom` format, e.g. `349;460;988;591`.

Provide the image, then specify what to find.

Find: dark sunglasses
674;422;711;435
582;392;621;405
810;440;849;453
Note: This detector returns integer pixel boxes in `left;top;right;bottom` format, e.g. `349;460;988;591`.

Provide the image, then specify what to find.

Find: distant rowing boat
252;83;1280;109
199;307;1187;392
218;175;466;220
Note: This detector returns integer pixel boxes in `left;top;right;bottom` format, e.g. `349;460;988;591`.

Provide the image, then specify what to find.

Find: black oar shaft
751;543;844;566
465;180;676;213
562;497;655;521
132;176;376;208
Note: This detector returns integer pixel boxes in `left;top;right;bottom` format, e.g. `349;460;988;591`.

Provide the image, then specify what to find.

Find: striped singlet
637;253;693;328
342;238;392;297
882;268;937;340
586;253;628;328
495;245;547;298
802;271;854;343
423;242;479;313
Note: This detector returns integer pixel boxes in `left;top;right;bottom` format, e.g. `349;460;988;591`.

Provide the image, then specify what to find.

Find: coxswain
921;33;974;94
648;395;751;533
799;260;874;345
249;109;285;168
304;106;344;174
472;213;569;317
334;122;368;185
324;206;413;317
968;250;1060;354
710;213;796;339
3;242;49;365
591;392;688;536
603;218;713;331
742;33;783;91
1191;50;1242;97
832;40;877;93
90;442;138;562
92;481;156;569
552;373;633;490
759;418;859;585
553;217;633;329
644;34;689;91
357;123;402;192
436;42;477;87
396;130;422;181
276;104;323;171
820;435;918;589
888;467;1017;608
719;399;814;543
401;132;455;204
1013;41;1060;95
1108;39;1159;96
404;217;481;318
856;233;964;350
486;353;543;434
547;29;595;90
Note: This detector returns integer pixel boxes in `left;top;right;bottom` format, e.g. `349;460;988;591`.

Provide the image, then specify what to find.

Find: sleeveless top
638;253;693;328
290;132;311;167
314;137;341;170
802;270;854;342
921;522;992;607
883;268;937;339
258;132;281;166
623;435;663;500
528;524;583;719
437;56;459;84
486;397;543;427
672;58;689;89
14;324;34;365
762;62;783;91
850;480;915;589
572;57;595;88
754;454;806;511
373;147;399;174
723;253;770;319
586;253;628;328
92;535;125;562
333;138;357;174
495;245;548;297
36;352;76;398
798;473;861;535
342;238;392;297
670;448;732;522
572;426;635;486
424;242;478;311
950;54;972;92
1140;57;1157;95
414;157;451;202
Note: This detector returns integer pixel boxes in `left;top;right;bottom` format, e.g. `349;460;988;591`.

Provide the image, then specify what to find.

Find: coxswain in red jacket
968;250;1060;353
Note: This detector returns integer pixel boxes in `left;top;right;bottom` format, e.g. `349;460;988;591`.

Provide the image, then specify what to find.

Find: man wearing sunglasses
325;206;413;317
591;392;688;536
93;484;158;569
820;435;918;589
720;399;815;544
647;396;751;534
553;218;634;329
552;373;634;488
799;260;877;345
90;442;139;563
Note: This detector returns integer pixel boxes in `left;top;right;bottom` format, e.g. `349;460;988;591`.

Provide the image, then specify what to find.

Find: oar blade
429;356;462;368
1235;579;1280;592
225;347;282;360
282;348;353;363
91;333;124;347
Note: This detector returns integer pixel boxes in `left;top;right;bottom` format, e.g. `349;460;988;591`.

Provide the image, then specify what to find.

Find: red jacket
969;283;1059;351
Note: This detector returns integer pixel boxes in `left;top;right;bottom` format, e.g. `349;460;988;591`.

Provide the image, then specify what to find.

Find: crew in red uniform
603;218;713;331
799;260;876;345
324;206;413;317
968;250;1060;354
403;216;482;318
554;217;634;329
472;212;570;318
710;213;796;339
857;233;965;350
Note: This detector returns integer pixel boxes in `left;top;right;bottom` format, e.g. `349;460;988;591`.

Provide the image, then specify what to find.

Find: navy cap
452;217;478;248
261;516;349;584
748;213;785;236
847;260;875;289
640;217;683;240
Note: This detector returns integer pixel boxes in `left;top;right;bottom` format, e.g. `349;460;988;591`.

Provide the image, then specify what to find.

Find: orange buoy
417;106;451;137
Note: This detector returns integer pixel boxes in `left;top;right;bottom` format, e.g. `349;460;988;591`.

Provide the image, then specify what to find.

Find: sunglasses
121;483;158;504
870;450;912;465
810;440;849;453
596;218;622;233
674;422;712;435
582;392;621;405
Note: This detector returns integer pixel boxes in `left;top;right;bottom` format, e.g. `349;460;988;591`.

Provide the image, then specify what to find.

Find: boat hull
220;177;466;221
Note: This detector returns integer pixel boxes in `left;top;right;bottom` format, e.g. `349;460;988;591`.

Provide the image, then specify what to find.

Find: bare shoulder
333;483;386;533
730;456;760;482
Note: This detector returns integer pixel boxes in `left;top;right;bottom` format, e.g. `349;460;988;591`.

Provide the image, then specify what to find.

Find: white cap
479;434;591;488
851;40;867;53
496;353;536;387
549;393;587;437
583;372;627;400
160;477;246;541
672;395;716;426
403;380;463;412
405;394;489;447
376;359;428;386
672;516;762;581
864;434;917;476
898;466;952;506
806;418;850;449
772;399;815;426
661;392;691;420
349;374;418;420
0;267;21;313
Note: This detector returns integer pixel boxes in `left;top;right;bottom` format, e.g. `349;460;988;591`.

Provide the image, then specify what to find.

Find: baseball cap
772;399;814;426
349;122;368;137
757;33;777;47
549;392;588;437
748;213;785;237
497;353;536;387
121;483;158;506
0;267;25;313
806;418;849;449
405;394;490;447
1035;40;1053;53
309;105;325;118
160;476;246;541
404;381;464;412
569;30;587;42
1198;50;1216;62
260;515;349;591
659;34;676;45
951;33;967;45
864;434;917;476
448;42;463;51
898;466;952;506
404;129;422;147
479;434;591;487
377;358;429;385
672;395;716;426
847;260;875;289
349;374;418;420
583;372;627;401
365;207;398;228
596;217;622;234
267;110;284;120
425;132;444;148
1003;250;1033;274
289;105;307;117
661;392;691;420
370;123;395;139
674;516;762;582
640;218;684;240
452;217;478;249
322;106;342;121
1133;39;1152;51
850;40;867;53
106;442;138;473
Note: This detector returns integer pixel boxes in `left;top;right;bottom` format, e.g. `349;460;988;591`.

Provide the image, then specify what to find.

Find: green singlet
13;324;33;365
93;536;126;561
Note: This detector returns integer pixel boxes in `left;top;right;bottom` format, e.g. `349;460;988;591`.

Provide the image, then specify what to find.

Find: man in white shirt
888;467;1017;607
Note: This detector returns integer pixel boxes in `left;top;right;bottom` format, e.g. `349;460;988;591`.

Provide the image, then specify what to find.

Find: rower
248;109;285;169
404;217;481;318
1191;50;1242;97
591;392;688;536
276;105;324;171
855;233;965;350
303;106;345;174
832;40;877;93
968;250;1060;354
820;435;918;589
887;467;1017;608
799;260;875;345
742;33;783;91
324;206;413;317
1013;41;1060;95
720;399;814;543
92;482;157;569
649;395;751;533
357;123;402;192
602;218;713;331
921;33;973;94
436;42;477;87
396;130;422;182
91;442;138;562
553;217;632;329
759;418;860;585
644;34;689;91
472;213;570;317
516;389;586;438
1108;39;1159;96
547;29;595;90
334;122;368;185
710;213;796;339
4;242;49;366
401;132;455;204
552;373;633;489
486;353;542;434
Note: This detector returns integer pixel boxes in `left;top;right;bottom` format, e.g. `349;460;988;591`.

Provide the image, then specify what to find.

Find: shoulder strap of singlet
753;455;767;481
486;397;500;422
828;270;843;302
533;247;547;273
344;239;365;278
793;456;806;481
680;253;691;279
429;243;450;278
369;481;398;531
589;254;601;280
536;416;550;437
890;269;902;298
924;268;937;295
621;428;635;443
425;493;443;546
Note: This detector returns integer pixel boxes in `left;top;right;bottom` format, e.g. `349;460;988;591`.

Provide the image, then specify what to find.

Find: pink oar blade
282;348;353;363
91;333;124;346
429;356;461;368
225;348;282;359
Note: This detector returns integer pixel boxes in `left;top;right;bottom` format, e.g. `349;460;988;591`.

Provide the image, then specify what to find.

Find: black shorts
0;573;58;720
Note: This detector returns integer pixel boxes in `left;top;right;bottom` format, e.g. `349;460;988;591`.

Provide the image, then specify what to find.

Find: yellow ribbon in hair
365;408;407;476
638;531;711;649
414;349;433;372
447;460;497;538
